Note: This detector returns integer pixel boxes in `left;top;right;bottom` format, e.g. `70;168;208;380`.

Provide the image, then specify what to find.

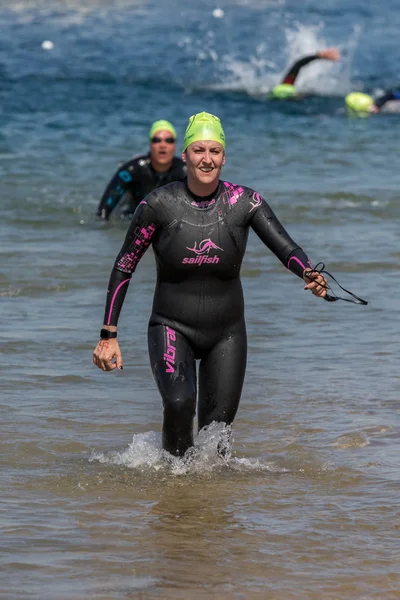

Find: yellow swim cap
345;92;374;112
270;84;298;99
149;120;177;139
183;112;225;151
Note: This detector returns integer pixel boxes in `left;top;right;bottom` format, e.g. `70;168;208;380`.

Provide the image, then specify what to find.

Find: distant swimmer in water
345;88;400;114
93;111;329;458
270;48;341;99
96;120;187;220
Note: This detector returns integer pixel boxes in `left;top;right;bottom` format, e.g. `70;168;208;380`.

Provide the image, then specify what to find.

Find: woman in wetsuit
93;112;328;457
96;120;187;220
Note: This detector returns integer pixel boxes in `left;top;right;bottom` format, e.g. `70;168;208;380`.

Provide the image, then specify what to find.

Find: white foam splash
90;430;165;470
284;23;359;95
205;23;359;97
89;423;289;476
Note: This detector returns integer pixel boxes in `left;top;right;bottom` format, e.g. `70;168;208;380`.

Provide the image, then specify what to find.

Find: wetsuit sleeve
249;195;312;278
103;201;158;326
281;55;319;85
374;89;400;109
96;159;136;220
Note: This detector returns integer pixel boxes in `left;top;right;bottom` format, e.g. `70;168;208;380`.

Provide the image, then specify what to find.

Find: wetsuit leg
148;324;197;456
197;319;247;430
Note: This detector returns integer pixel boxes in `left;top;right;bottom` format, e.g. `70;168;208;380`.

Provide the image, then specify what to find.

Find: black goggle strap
307;262;368;305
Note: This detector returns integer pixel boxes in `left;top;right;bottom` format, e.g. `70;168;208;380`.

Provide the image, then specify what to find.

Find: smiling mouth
200;167;213;172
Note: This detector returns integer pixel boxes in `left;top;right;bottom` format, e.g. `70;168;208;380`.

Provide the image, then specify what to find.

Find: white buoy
41;40;54;50
212;8;224;18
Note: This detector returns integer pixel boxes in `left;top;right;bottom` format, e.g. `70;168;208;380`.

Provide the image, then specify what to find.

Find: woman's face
149;129;176;166
183;140;225;187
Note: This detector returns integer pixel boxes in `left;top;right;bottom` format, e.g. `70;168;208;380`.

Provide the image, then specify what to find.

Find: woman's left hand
303;269;328;298
317;48;341;61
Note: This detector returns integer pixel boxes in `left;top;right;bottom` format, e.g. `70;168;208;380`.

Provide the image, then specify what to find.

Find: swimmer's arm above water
281;47;341;85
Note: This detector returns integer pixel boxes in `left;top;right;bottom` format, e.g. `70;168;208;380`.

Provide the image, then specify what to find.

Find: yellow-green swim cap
183;112;225;151
149;120;177;139
270;84;298;99
345;92;374;112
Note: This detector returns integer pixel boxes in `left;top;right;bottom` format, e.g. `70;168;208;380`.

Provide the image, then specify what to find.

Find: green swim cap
345;92;374;112
149;120;177;140
183;112;225;151
270;84;298;99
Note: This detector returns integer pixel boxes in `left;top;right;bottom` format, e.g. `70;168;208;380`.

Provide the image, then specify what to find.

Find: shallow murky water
2;1;400;598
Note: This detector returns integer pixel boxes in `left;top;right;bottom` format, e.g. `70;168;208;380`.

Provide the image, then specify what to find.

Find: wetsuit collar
185;179;221;204
148;153;176;174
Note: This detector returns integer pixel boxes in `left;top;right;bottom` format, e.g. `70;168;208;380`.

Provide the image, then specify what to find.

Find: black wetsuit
96;154;187;220
375;88;400;110
103;180;312;456
282;54;320;85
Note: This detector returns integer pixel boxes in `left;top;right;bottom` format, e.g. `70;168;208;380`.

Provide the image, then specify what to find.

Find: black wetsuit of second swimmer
96;154;187;220
374;88;400;111
103;180;312;456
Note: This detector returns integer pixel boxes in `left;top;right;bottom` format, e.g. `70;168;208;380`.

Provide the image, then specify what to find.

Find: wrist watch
100;328;117;339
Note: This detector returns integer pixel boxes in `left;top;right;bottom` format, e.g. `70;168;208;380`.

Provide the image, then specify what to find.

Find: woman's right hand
93;339;123;371
303;269;328;298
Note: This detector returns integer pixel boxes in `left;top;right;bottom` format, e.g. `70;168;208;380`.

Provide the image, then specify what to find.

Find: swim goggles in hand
306;262;368;305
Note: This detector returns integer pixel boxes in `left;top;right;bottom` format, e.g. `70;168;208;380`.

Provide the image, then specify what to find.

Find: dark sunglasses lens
151;137;176;144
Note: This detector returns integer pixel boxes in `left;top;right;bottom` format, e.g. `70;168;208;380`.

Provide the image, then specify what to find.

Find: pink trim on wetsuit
222;181;244;206
116;223;156;272
107;278;130;325
287;256;307;271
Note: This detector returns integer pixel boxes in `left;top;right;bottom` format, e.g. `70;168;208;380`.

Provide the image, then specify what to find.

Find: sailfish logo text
182;238;223;266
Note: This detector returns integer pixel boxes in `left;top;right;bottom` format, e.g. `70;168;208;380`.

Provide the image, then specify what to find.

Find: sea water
1;1;400;598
